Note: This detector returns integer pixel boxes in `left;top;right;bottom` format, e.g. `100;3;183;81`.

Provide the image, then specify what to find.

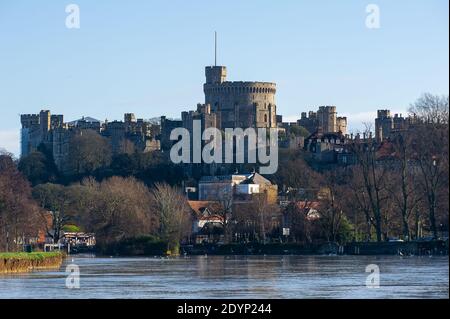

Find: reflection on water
0;255;448;299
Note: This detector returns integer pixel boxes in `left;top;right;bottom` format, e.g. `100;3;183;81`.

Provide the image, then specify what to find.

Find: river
0;255;448;299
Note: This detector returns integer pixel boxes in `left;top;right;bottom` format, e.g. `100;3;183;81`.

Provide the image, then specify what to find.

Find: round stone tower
203;66;277;129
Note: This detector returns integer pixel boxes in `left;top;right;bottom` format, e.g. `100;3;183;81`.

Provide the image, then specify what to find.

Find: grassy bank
0;252;64;273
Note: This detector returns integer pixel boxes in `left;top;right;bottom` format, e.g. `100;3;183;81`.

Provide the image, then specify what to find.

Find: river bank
69;238;449;257
182;240;449;256
0;252;64;273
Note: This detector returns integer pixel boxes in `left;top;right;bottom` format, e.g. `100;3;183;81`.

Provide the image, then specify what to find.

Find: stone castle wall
204;66;277;129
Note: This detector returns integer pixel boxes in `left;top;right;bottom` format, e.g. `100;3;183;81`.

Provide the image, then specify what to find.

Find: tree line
1;159;191;254
274;93;449;243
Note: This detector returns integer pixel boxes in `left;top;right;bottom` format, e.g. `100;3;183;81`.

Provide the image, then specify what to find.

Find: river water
0;255;448;299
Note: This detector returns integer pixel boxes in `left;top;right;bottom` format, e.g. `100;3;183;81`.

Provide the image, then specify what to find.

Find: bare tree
72;176;157;246
408;93;449;124
251;192;280;244
407;94;449;238
317;171;346;243
151;182;191;254
349;126;389;242
0;154;41;251
32;183;73;244
348;171;374;241
410;124;449;238
386;132;422;240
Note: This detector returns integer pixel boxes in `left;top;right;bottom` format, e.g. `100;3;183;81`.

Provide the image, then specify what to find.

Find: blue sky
0;0;448;156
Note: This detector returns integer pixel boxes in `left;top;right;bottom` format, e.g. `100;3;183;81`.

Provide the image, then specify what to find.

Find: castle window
264;114;268;122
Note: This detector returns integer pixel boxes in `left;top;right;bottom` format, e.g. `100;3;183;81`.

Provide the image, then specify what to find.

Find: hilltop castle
21;62;359;175
20;110;160;174
160;65;279;151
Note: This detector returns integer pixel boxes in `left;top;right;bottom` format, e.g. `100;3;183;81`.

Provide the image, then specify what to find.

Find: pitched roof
244;173;272;185
188;201;221;215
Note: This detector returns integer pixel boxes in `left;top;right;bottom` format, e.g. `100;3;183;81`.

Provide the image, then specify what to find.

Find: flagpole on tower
214;31;217;66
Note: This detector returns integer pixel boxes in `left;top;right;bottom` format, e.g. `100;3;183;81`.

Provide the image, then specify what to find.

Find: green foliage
62;224;81;233
0;252;62;260
88;151;185;187
289;125;310;138
336;215;355;244
18;146;59;186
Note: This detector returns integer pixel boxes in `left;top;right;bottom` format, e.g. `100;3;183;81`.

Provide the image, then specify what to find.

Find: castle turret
375;109;393;142
203;65;277;129
317;106;337;133
205;66;227;84
40;110;51;134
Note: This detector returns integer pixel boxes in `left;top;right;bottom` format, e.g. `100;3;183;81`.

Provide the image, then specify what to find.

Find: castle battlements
204;81;276;94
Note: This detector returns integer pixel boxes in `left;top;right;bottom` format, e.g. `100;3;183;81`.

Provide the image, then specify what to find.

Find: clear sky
0;0;448;156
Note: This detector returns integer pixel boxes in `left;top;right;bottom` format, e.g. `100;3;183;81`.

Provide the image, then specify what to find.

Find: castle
297;106;347;135
204;66;277;129
375;110;417;142
20;110;160;174
160;65;279;151
21;63;361;175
